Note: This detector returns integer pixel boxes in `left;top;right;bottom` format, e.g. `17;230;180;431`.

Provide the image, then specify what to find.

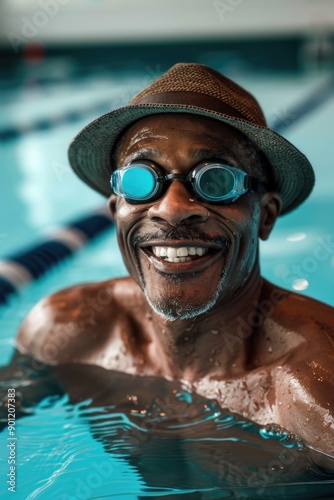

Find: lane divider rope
0;206;113;304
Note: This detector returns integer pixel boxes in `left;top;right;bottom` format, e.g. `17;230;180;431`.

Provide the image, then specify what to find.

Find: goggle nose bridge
165;173;188;181
157;172;198;198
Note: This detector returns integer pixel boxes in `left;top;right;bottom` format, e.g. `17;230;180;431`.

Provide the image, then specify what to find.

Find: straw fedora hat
68;63;315;214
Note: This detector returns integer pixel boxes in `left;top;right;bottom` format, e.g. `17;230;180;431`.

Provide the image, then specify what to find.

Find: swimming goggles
110;161;267;204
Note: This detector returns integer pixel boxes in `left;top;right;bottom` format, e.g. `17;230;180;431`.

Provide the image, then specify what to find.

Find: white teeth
152;246;209;262
177;247;188;257
167;248;177;258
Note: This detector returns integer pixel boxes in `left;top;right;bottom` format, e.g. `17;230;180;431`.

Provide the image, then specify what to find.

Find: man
16;63;334;460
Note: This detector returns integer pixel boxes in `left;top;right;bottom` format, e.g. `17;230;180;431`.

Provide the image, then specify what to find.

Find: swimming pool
1;60;334;499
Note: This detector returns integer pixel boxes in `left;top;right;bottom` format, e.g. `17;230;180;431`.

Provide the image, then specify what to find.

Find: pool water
2;358;334;499
1;60;334;499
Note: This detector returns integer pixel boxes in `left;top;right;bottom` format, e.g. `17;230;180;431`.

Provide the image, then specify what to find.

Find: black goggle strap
246;176;268;194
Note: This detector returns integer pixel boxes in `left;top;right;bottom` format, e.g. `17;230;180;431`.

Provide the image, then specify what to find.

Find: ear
108;194;118;221
259;192;282;240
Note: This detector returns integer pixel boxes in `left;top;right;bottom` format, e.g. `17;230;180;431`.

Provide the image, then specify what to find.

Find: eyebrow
191;149;237;163
124;148;237;164
126;149;163;162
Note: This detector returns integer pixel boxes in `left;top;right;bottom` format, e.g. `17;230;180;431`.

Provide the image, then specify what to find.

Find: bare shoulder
254;279;334;367
262;279;334;340
266;278;334;382
16;277;142;364
266;278;334;383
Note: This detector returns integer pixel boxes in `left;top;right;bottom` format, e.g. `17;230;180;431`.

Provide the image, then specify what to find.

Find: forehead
115;113;257;163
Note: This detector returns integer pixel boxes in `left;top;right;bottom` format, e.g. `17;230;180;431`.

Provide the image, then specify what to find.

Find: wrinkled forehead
113;113;261;166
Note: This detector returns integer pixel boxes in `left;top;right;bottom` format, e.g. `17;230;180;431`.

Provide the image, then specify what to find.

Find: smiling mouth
152;245;209;263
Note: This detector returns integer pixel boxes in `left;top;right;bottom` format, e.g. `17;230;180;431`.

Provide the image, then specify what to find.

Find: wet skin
16;115;334;462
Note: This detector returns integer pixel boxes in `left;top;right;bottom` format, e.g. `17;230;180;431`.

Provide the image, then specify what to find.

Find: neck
145;266;263;383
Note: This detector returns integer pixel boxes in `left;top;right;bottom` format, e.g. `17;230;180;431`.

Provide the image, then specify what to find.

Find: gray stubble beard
141;270;227;322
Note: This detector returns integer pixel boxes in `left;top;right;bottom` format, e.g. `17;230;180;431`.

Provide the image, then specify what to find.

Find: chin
144;280;224;322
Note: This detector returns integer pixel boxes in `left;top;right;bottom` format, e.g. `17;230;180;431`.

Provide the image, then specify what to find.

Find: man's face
109;114;275;321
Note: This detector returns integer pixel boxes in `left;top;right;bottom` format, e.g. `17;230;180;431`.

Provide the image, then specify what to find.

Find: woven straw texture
68;63;315;215
131;64;267;126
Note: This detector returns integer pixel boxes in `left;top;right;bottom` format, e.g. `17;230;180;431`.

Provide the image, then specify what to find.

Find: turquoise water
1;358;334;499
1;63;334;498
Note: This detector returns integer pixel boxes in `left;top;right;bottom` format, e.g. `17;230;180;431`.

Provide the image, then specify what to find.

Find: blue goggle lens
122;166;155;198
196;166;235;200
112;165;158;200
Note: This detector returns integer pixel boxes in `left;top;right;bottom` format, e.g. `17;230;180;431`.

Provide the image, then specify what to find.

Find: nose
147;180;210;226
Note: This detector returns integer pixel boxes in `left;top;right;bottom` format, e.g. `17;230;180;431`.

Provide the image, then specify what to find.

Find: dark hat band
135;91;250;123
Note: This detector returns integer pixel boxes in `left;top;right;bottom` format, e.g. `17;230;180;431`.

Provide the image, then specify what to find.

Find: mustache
132;228;230;247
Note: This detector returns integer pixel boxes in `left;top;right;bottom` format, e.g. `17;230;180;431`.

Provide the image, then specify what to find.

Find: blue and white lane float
0;206;113;305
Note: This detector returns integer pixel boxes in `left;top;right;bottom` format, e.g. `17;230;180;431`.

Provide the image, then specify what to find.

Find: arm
1;279;117;428
278;359;334;458
0;350;64;430
266;288;334;461
275;314;334;470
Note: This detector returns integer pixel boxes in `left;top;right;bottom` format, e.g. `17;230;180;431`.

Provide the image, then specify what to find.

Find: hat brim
68;103;315;215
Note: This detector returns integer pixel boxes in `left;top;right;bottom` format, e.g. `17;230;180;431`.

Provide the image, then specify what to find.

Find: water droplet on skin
253;400;260;411
211;329;219;335
268;346;273;353
161;329;166;335
185;323;195;332
214;361;221;367
184;336;190;342
211;347;221;355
